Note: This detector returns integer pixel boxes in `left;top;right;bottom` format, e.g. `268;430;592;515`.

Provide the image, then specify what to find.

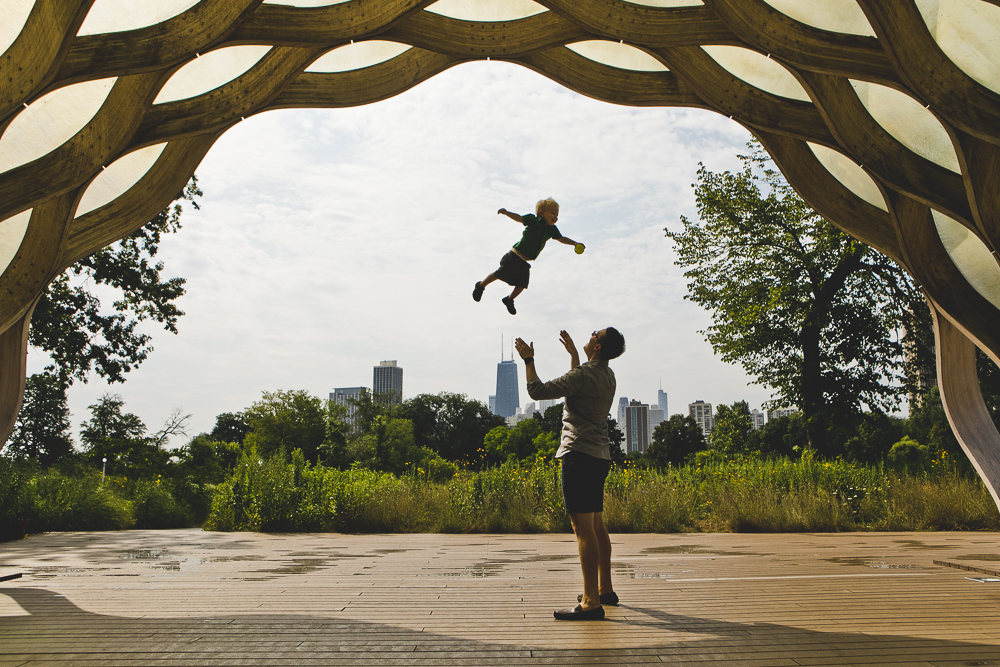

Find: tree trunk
800;323;826;452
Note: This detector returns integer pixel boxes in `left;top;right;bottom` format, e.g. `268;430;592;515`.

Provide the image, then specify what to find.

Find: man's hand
514;337;534;360
560;330;581;370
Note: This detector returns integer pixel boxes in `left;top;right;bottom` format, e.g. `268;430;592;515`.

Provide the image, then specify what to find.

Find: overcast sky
28;60;780;446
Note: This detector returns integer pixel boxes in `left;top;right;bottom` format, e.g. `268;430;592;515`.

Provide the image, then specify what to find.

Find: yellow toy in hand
574;243;585;254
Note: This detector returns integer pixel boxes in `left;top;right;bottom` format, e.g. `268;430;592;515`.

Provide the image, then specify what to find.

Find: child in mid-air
473;198;584;315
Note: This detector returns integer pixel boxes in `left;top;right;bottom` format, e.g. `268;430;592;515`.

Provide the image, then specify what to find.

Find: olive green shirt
513;213;562;261
526;359;616;460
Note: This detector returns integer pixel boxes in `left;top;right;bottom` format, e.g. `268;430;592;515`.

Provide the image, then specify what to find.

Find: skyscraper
657;388;668;416
495;359;519;418
648;405;665;440
751;409;765;430
330;386;367;426
617;396;629;426
373;360;403;404
623;399;649;454
689;400;713;436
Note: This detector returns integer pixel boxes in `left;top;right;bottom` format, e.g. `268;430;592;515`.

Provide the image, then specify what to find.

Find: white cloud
29;61;773;442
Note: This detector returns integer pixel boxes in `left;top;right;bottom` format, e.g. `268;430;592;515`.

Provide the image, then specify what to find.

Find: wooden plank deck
3;530;1000;666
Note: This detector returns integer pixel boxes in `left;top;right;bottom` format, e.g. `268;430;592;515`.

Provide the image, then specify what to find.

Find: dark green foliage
906;386;964;463
5;374;74;465
398;392;505;464
647;415;706;467
752;413;808;458
711;401;755;455
243;389;328;462
29;178;201;386
887;436;931;472
844;411;905;464
533;403;564;434
209;412;251;444
79;394;169;477
131;481;190;528
175;435;238;485
608;417;626;464
665;143;925;451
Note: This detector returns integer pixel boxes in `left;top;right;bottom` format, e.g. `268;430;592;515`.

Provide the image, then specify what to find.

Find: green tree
646;415;706;467
710;401;755;455
29;177;202;387
319;400;351;469
79;394;165;476
665;143;923;454
398;392;504;464
243;390;327;462
350;416;420;474
843;411;905;464
753;413;807;458
4;373;74;465
607;417;626;464
208;412;251;444
532;403;564;434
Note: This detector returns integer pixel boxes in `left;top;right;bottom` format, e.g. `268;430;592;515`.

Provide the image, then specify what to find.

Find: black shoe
554;604;605;621
578;592;619;606
502;296;516;315
472;282;484;302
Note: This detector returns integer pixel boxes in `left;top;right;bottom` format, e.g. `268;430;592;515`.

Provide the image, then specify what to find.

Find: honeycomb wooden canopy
3;0;1000;504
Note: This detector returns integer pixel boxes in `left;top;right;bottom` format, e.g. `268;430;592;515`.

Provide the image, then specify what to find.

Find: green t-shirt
513;213;562;260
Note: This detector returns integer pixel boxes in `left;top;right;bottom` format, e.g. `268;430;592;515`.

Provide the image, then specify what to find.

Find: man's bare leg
569;511;601;610
593;512;614;596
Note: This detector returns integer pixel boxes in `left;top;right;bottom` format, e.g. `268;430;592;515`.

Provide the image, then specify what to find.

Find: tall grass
202;452;1000;533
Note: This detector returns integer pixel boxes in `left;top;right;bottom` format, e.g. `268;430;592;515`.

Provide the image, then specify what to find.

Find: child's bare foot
473;282;484;302
502;296;516;315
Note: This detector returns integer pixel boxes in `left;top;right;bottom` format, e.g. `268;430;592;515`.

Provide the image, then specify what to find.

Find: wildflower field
4;451;998;536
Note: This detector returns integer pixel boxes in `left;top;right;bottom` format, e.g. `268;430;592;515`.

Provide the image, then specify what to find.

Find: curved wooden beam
933;305;1000;509
0;72;165;223
63;133;222;268
653;45;837;146
0;0;94;123
702;0;900;86
798;69;975;232
131;46;324;148
539;0;739;47
0;304;36;450
754;130;904;267
855;0;1000;147
54;0;263;87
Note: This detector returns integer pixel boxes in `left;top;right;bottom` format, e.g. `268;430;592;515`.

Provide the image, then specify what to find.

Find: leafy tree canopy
665;143;925;453
4;374;74;465
29;177;202;387
244;389;331;462
710;401;755;455
646;415;705;467
397;392;505;464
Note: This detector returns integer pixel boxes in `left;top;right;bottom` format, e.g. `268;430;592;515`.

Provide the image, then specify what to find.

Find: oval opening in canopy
0;210;31;277
807;143;888;212
76;144;168;218
918;0;1000;96
424;0;548;21
308;41;413;73
77;0;201;35
850;80;961;173
0;78;117;175
760;0;876;36
934;209;1000;310
0;0;34;56
701;46;811;101
566;41;667;72
154;46;273;105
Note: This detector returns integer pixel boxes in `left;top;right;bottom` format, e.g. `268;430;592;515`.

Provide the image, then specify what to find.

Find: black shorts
493;250;531;289
560;450;611;514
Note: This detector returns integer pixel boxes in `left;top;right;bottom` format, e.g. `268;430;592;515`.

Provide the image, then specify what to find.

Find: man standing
514;327;625;621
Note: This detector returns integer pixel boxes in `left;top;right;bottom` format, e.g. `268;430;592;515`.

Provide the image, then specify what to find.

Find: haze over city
27;60;778;443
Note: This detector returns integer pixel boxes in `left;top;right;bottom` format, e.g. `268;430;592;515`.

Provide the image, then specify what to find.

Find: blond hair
535;197;559;216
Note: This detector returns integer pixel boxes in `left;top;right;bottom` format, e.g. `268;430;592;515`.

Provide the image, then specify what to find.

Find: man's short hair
600;327;625;360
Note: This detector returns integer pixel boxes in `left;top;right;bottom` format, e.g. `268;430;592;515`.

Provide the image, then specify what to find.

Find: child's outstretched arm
498;208;524;223
557;237;583;249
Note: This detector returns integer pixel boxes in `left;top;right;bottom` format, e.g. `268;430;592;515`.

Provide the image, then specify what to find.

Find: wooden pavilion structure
2;0;1000;505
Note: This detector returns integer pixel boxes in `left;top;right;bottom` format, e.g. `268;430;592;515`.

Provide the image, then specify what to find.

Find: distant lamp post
101;457;107;484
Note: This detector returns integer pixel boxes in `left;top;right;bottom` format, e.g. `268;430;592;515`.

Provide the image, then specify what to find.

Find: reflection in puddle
640;545;764;556
955;554;1000;562
892;540;956;550
824;557;920;569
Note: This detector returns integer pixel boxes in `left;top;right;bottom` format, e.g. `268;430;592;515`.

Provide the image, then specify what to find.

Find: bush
888;436;930;472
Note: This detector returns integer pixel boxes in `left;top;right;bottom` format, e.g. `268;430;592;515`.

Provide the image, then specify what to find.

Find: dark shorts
560;450;612;514
493;250;531;289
